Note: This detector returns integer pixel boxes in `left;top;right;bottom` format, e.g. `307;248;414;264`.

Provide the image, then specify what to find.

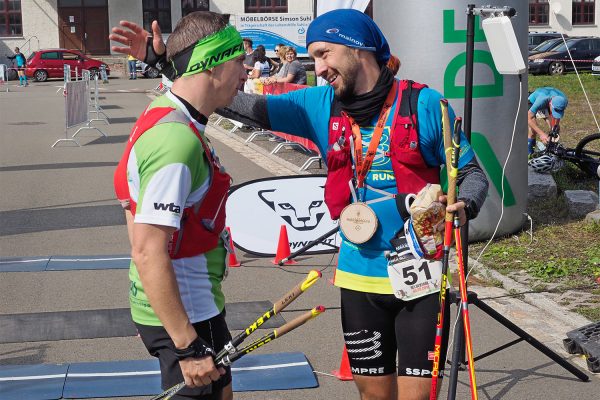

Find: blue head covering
306;9;391;65
550;95;567;119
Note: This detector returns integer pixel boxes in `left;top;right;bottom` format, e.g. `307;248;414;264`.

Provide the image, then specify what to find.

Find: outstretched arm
216;91;272;130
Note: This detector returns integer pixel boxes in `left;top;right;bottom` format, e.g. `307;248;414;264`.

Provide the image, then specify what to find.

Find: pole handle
273;270;322;313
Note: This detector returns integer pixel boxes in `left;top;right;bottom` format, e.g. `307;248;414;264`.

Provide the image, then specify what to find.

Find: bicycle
529;125;600;179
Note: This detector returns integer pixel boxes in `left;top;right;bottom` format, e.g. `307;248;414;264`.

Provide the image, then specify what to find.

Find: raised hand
109;20;165;62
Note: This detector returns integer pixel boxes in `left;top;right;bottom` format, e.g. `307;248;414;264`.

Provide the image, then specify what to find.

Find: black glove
143;37;176;80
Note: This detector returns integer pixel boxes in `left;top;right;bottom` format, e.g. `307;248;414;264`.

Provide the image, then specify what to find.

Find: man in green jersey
112;12;246;400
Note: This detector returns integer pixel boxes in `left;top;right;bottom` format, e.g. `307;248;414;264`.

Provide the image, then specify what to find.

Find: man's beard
333;54;360;101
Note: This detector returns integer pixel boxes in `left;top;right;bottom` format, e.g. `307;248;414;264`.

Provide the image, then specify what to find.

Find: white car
592;55;600;76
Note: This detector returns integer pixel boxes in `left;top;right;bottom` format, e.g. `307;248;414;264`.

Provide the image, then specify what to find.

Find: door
59;8;85;52
58;1;110;55
83;6;110;54
40;51;62;78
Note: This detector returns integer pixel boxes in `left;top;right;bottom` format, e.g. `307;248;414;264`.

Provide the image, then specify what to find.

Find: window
0;0;22;36
573;0;595;25
182;0;209;17
529;0;549;25
245;0;288;13
62;52;80;60
41;51;60;60
143;0;172;33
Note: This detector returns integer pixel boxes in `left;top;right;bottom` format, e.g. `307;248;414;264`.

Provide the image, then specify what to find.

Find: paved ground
0;77;598;400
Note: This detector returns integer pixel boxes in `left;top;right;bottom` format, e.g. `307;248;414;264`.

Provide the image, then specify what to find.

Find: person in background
263;46;306;85
248;45;270;79
7;47;27;86
271;43;285;74
127;54;137;79
242;37;255;74
527;87;568;156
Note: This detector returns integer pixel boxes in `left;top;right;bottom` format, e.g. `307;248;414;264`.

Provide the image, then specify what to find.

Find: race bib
387;253;443;301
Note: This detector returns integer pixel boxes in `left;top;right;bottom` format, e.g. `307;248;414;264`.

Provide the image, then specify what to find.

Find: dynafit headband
170;25;244;78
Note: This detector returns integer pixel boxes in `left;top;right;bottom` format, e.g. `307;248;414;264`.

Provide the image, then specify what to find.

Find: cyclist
7;47;28;86
528;87;568;156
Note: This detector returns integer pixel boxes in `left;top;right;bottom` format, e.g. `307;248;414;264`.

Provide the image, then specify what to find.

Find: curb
470;257;592;329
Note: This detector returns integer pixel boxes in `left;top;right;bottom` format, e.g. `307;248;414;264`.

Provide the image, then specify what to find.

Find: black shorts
340;288;450;378
135;311;232;400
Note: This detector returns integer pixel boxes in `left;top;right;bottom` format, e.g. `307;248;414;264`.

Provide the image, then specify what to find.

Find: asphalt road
0;77;597;399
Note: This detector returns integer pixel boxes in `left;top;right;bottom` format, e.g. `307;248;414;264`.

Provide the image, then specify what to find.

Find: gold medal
339;202;378;244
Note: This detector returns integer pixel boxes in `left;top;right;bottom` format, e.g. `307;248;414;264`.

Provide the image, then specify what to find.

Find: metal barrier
88;74;109;124
52;73;107;147
0;64;8;92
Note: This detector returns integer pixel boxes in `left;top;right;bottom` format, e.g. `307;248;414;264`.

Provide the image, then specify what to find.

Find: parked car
529;37;565;56
135;60;160;79
528;37;600;75
528;31;563;51
25;49;110;82
593;55;600;76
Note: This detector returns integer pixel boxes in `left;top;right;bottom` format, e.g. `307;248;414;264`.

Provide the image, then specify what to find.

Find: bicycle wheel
574;133;600;178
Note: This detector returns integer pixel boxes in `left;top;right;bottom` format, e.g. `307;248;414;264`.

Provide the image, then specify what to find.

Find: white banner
226;175;340;256
65;80;89;128
233;14;313;57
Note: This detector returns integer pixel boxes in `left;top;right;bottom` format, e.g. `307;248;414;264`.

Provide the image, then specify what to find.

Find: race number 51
388;258;443;301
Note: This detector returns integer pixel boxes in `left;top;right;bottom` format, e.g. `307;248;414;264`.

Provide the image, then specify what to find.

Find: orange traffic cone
332;345;353;381
226;227;241;267
272;225;297;265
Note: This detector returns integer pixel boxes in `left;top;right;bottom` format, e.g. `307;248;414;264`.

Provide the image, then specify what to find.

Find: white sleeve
134;163;192;229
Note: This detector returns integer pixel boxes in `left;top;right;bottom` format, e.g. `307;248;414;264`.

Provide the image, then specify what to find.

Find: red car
25;49;110;82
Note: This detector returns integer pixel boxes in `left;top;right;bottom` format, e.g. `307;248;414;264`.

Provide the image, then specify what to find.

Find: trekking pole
216;305;325;367
216;269;322;361
152;306;326;400
429;100;460;399
453;191;479;398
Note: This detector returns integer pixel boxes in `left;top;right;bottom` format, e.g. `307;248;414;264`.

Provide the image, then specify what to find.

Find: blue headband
306;9;391;65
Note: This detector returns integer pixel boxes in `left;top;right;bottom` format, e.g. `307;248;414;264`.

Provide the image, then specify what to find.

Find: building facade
0;0;313;60
1;1;597;61
529;0;599;36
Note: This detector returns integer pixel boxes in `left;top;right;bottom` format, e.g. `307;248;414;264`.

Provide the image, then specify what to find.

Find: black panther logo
258;186;326;231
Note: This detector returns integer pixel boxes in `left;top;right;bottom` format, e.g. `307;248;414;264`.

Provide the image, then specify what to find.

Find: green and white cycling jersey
127;91;226;326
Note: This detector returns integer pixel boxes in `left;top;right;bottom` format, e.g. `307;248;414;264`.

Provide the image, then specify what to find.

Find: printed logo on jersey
360;125;394;183
154;202;181;214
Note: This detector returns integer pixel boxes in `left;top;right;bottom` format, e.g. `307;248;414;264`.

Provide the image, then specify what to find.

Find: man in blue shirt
110;9;489;400
528;87;568;155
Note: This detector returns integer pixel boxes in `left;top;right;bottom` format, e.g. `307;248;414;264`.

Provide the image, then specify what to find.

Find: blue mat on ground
0;255;130;272
63;360;161;398
0;352;317;399
46;255;131;271
0;363;68;400
231;351;317;392
0;257;50;272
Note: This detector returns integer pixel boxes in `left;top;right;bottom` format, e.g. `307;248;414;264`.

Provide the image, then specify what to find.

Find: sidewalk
0;77;597;400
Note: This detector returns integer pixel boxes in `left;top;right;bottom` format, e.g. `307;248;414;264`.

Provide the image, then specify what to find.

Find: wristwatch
173;337;215;361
